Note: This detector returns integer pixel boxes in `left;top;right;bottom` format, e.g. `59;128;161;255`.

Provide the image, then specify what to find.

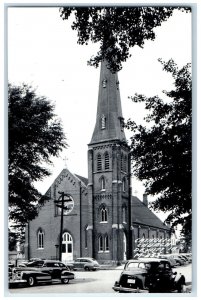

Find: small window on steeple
116;80;119;90
101;115;106;129
102;79;107;88
97;154;102;171
104;152;110;170
121;153;123;171
124;155;127;172
122;177;126;192
101;177;106;190
119;117;124;132
122;206;127;223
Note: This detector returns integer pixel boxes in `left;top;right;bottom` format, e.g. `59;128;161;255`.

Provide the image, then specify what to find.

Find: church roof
131;196;170;231
90;60;126;145
74;174;88;187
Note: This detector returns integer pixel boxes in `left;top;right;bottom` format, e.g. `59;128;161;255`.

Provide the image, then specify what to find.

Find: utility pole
54;192;73;261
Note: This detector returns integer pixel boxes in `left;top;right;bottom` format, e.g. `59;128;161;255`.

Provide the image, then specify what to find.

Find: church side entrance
62;232;73;262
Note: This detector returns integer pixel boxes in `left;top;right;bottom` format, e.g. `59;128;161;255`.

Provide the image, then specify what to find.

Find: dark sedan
113;258;186;293
9;260;75;287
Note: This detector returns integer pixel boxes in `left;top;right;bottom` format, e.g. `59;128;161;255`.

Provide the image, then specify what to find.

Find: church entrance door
62;232;73;262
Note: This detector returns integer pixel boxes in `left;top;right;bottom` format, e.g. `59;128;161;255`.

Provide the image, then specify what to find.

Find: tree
125;59;192;235
9;83;67;226
60;6;191;73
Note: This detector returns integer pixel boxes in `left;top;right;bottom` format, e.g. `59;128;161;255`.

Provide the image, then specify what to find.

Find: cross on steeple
63;156;68;168
134;189;138;195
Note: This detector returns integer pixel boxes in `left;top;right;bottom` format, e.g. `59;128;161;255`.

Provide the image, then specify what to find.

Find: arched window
101;206;108;222
124;155;127;172
122;206;127;223
121;153;123;171
85;226;88;248
104;152;110;170
98;235;103;251
63;232;72;243
97;154;102;171
101;177;106;190
104;235;109;251
122;177;126;192
37;229;44;249
101;114;106;129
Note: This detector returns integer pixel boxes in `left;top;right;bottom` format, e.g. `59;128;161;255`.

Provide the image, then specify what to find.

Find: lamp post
55;244;59;260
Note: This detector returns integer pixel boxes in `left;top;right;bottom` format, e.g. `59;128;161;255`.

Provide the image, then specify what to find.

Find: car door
157;262;173;290
80;259;87;269
46;262;61;279
73;259;81;269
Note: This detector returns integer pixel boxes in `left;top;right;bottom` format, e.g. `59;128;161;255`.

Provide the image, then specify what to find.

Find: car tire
61;278;69;284
27;276;35;287
84;266;90;271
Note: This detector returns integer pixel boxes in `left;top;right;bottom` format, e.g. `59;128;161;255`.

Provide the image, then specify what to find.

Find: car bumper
9;279;27;284
61;275;75;280
113;286;149;293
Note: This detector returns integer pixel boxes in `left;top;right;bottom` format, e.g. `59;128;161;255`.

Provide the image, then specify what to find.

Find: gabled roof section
44;168;88;197
74;174;88;187
90;60;126;145
131;196;170;231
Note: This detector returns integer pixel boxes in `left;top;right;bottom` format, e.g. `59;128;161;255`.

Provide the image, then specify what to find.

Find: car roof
76;257;94;260
43;260;64;263
29;259;64;264
127;258;169;263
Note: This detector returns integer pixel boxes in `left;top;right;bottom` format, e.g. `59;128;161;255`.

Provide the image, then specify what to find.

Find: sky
7;4;192;218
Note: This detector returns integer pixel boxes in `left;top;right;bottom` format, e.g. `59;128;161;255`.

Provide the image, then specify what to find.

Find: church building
24;61;170;264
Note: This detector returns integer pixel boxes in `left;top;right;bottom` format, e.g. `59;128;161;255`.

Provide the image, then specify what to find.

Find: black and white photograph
3;0;197;297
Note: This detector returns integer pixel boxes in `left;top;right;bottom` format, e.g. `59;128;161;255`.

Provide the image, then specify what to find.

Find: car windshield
126;262;151;270
27;260;44;267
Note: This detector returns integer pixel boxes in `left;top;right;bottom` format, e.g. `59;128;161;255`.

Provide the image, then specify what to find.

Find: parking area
8;263;192;294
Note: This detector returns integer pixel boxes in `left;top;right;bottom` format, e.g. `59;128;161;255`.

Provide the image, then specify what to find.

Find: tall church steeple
87;60;132;263
90;60;126;145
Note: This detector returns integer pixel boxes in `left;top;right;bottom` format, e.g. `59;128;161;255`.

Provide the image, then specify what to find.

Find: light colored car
181;253;192;262
179;253;191;263
73;257;100;271
158;254;177;267
170;254;186;265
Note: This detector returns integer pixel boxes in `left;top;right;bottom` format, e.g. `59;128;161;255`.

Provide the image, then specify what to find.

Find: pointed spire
90;60;126;145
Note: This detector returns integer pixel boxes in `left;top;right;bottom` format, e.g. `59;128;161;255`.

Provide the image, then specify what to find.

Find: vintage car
20;258;74;270
158;254;178;267
18;258;43;267
113;258;186;293
8;261;15;279
72;257;100;271
9;260;75;287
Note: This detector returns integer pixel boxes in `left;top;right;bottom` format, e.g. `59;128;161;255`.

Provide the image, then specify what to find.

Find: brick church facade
24;61;170;264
